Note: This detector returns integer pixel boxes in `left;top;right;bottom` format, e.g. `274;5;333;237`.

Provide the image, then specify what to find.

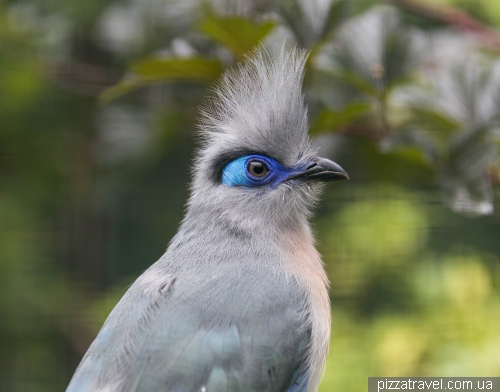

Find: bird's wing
287;367;309;392
67;264;310;392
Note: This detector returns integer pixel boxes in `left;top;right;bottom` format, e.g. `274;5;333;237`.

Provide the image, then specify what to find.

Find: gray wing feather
67;263;310;392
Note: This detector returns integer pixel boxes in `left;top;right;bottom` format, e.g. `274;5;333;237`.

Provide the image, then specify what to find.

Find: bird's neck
169;203;317;269
185;193;311;231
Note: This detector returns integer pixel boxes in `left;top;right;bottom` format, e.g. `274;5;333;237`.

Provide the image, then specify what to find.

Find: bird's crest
199;42;311;166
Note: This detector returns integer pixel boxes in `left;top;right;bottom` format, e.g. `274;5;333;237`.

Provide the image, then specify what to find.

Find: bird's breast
279;225;331;392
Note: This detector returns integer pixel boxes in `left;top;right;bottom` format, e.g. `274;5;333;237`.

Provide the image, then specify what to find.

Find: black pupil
249;161;267;176
253;163;264;174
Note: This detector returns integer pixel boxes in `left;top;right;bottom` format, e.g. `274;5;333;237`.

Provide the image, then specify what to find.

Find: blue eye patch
222;154;289;188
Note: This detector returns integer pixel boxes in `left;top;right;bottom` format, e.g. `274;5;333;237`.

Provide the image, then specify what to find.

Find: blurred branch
391;0;500;53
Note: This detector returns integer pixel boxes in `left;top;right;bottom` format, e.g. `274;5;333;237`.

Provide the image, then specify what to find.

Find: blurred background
1;0;500;390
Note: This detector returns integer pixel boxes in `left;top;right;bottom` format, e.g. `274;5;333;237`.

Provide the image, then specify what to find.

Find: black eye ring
247;160;269;178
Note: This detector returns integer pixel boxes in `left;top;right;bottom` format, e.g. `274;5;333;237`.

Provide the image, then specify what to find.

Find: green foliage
406;108;462;135
320;0;348;39
310;102;372;134
199;16;276;58
440;0;500;26
279;0;316;48
101;57;224;103
1;0;500;390
327;187;428;265
318;186;500;389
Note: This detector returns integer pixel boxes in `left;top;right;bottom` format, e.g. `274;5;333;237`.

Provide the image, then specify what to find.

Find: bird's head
187;43;348;233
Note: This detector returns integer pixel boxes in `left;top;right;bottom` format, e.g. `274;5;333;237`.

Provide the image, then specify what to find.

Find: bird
66;42;348;392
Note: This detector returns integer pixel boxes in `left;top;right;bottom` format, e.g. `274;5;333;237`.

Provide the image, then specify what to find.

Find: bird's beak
286;157;349;183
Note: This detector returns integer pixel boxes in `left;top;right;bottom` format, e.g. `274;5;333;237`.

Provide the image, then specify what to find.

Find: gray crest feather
199;42;312;166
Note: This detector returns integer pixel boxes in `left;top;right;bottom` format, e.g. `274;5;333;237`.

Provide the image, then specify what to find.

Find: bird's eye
247;161;268;178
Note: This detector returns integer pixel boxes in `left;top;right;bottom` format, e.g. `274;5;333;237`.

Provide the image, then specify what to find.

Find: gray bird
67;43;348;392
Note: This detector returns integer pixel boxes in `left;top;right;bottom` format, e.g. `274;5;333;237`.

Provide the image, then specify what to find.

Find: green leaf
410;107;462;134
279;0;310;47
383;28;416;84
330;69;379;97
320;0;348;39
199;16;276;58
99;57;224;103
129;57;224;80
386;147;431;169
310;102;372;134
99;80;138;104
381;130;439;167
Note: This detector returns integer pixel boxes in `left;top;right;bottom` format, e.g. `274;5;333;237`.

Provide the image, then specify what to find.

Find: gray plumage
67;42;348;392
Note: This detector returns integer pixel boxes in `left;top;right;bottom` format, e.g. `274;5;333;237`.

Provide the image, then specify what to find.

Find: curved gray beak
287;157;349;183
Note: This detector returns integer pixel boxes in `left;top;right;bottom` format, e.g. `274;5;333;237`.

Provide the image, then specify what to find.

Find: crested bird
67;43;348;392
